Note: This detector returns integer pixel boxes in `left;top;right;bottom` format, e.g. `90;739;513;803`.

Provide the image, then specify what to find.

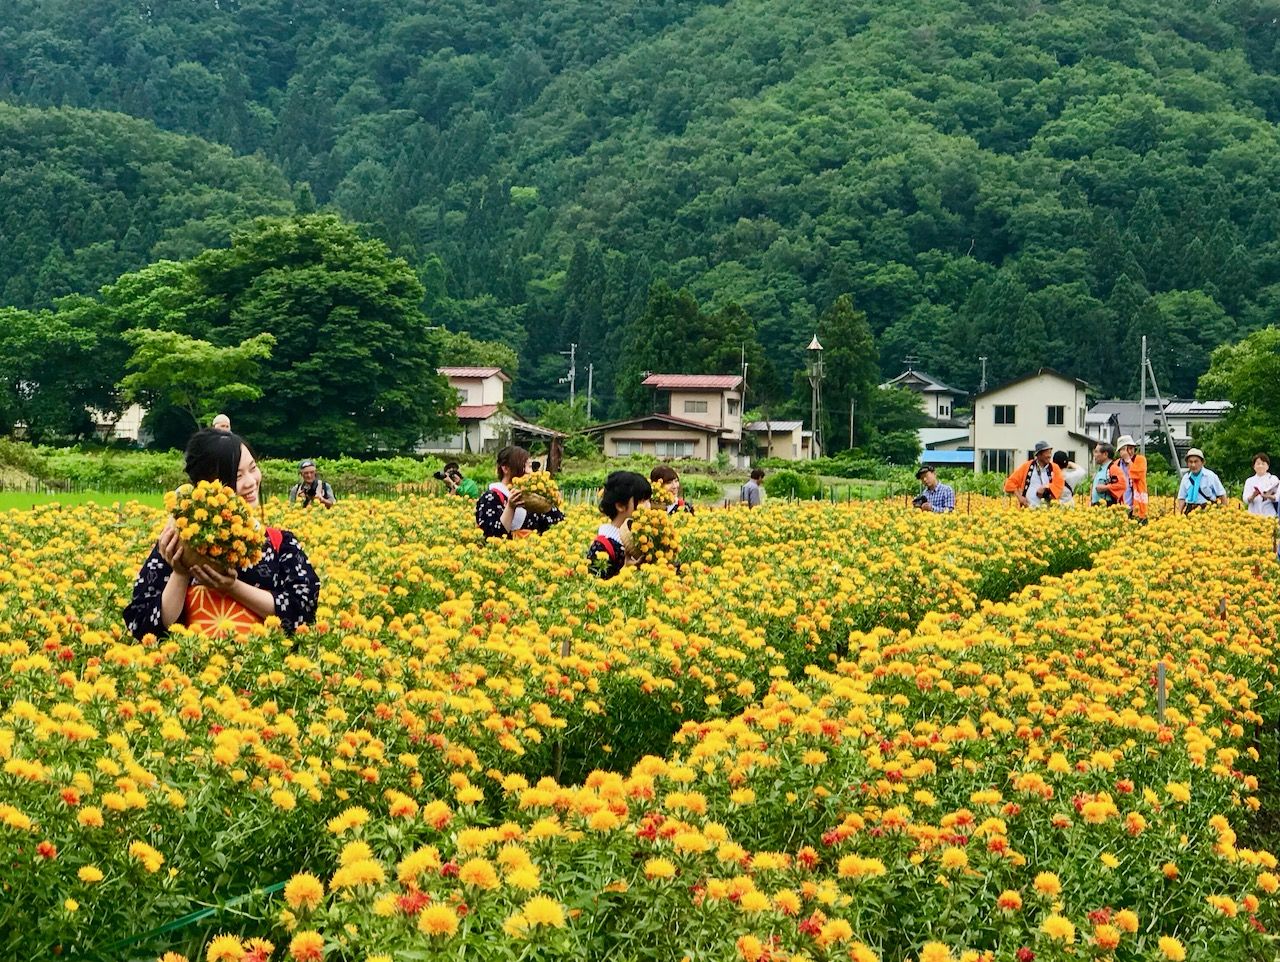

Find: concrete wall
972;374;1088;473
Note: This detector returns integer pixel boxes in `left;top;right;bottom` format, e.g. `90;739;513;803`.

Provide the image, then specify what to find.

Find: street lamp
807;335;824;459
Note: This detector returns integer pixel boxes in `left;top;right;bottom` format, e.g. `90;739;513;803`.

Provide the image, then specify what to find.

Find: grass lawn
0;490;167;511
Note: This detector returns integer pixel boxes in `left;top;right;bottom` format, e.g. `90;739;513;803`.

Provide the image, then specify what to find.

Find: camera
912;494;928;508
432;470;447;481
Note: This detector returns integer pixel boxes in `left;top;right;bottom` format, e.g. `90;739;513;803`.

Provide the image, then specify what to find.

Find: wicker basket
180;542;231;574
518;492;555;514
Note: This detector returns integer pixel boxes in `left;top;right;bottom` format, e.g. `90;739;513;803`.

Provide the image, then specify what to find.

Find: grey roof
1088;399;1161;440
880;369;960;394
744;420;803;432
1163;399;1232;416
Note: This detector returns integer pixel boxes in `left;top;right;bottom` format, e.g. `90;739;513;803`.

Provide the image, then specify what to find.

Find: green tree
119;329;276;430
817;295;879;454
0;307;113;442
101;215;457;456
1196;327;1280;480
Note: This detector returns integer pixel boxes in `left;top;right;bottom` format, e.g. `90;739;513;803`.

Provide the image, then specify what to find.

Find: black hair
1052;451;1070;468
443;462;460;473
599;470;652;518
750;468;766;481
184;429;249;488
1254;452;1270;467
1096;443;1114;459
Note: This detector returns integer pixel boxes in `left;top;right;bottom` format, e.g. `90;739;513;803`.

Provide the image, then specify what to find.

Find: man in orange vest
1003;441;1065;508
1114;435;1148;523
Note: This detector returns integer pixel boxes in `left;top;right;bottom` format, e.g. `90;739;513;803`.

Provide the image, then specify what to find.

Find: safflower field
2;497;1279;962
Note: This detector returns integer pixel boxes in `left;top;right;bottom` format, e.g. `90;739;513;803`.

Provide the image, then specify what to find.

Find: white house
590;374;744;461
742;420;819;461
419;366;512;453
880;368;961;423
972;368;1095;474
89;404;151;444
1161;399;1232;442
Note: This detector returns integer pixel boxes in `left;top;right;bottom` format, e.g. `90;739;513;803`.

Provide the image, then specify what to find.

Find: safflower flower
206;935;245;961
288;932;324;962
418;904;459;936
283;873;325;911
1041;914;1075;943
1157;936;1187;960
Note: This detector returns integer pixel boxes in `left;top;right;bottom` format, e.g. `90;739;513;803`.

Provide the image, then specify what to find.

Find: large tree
1196;327;1280;480
100;215;457;456
817;295;879;454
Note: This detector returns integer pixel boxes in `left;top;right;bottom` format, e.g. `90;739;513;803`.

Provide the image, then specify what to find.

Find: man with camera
914;465;955;512
437;462;480;498
289;459;336;508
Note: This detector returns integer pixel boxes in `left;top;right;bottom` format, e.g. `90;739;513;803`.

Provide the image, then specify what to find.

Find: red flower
36;841;57;860
441;861;459;878
398;890;430;914
1016;948;1035;962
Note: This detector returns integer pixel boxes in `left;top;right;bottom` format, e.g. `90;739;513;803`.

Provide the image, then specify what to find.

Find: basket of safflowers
626;505;680;565
510;470;563;514
166;479;263;572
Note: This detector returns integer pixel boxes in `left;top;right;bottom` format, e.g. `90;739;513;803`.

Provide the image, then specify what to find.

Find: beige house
419;366;512;453
591;373;744;461
743;420;818;460
972;368;1095;474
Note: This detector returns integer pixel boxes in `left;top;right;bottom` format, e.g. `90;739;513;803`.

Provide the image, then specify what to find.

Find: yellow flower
288;931;325;962
283;873;325;911
1114;910;1139;934
64;898;79;913
1157;936;1187;961
645;858;677;880
939;848;968;871
206;934;245;962
996;890;1022;912
418;904;459;937
919;944;953;962
458;857;500;890
521;895;566;928
77;865;104;883
1041;914;1075;943
1033;872;1061;897
1259;871;1280;894
1093;923;1121;950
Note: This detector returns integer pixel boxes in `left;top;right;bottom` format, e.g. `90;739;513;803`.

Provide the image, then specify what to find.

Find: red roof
455;404;499;420
641;373;743;391
439;366;511;382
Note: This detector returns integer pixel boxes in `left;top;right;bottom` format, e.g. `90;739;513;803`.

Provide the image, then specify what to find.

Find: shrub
763;469;820;500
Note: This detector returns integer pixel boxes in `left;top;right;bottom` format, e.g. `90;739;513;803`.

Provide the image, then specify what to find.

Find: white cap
1186;448;1205;460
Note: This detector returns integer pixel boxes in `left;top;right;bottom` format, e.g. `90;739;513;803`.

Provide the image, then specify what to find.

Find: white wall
972;374;1087;473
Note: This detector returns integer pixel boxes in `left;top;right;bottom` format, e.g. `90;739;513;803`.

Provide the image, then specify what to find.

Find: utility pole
558;343;577;405
586;363;594;420
1139;336;1147;456
807;335;824;459
978;356;988;394
849;397;855;449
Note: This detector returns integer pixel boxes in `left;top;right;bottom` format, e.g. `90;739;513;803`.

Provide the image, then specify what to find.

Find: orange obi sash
184;585;262;637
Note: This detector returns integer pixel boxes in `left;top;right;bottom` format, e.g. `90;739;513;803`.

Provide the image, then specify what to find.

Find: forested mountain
4;0;1280;414
0;103;295;309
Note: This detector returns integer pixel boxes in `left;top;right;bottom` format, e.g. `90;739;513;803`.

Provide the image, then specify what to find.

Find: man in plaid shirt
914;465;955;513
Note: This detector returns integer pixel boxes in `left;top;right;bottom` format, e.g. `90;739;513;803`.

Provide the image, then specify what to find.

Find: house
420;366;512;453
89;404;151;445
1162;399;1231;443
880;368;962;423
743;420;819;460
590;373;744;461
919;427;972;453
971;368;1096;474
1086;398;1230;451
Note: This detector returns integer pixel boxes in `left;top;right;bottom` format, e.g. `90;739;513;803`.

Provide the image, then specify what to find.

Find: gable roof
641;373;743;391
439;366;511;382
975;368;1088;399
744;420;803;432
587;413;724;435
455;404;500;420
880;369;960;394
1162;399;1231;417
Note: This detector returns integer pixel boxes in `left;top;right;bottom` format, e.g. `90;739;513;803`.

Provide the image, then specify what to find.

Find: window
994;405;1016;425
456;388;471;404
726;398;740;415
981;449;1017;474
614;440;644;456
1046;405;1065;426
939;403;950;418
655;440;695;458
1078;407;1085;429
684;399;709;414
